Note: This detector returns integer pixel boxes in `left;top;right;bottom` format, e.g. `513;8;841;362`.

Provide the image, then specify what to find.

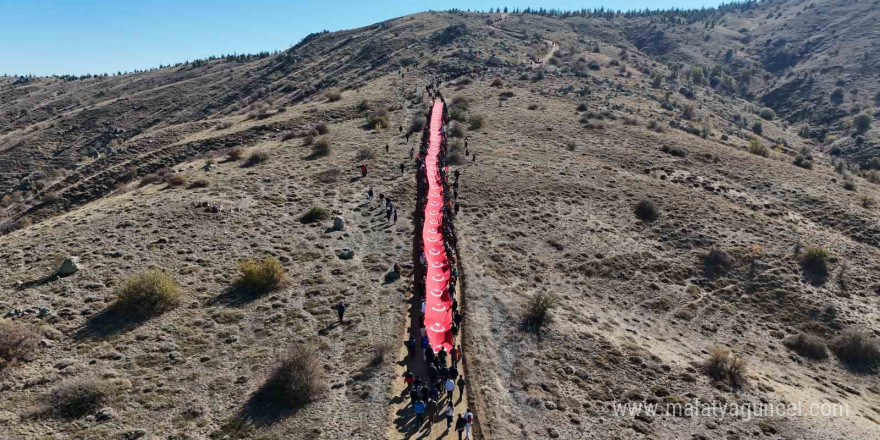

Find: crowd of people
403;82;474;438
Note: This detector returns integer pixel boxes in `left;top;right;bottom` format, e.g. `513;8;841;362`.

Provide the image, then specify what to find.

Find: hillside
1;1;879;439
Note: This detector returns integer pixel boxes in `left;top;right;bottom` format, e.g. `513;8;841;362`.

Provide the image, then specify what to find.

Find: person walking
335;301;346;324
457;375;466;400
464;409;474;439
399;162;405;174
367;187;373;201
360;164;368;177
409;146;414;159
413;399;426;428
455;414;466;440
404;370;414;391
393;209;398;224
445;403;455;430
405;336;415;359
445;377;455;400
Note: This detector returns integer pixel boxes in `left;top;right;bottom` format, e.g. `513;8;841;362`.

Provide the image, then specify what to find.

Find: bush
166;174;187;187
227;147;245;161
499;91;515;99
527;103;539;110
576;103;588;112
366;108;389;129
490;78;503;87
853;114;871;134
245;151;269;166
357;148;374;160
325;90;342;102
259;344;326;408
751;120;763;135
831;88;844;104
313;168;341;184
410;117;426;133
188;179;210;189
357;100;370;112
843;178;856;191
449;106;467;122
832;330;880;373
681;103;695;120
114;269;182;316
45;379;113;419
758;107;776;120
704;346;748;388
801;247;829;279
300;206;330;224
139;174;162;187
634;199;658;222
660;145;687;157
311;137;330;157
235;257;288;293
449;121;465;138
0;323;38;371
523;292;558;332
783;333;829;360
468;114;485;130
451;96;469;111
281;131;297;141
703;249;733;277
748;139;769;157
314;123;329;135
793;148;813;169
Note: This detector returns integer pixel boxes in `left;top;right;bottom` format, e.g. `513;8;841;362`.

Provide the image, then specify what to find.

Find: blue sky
1;0;727;76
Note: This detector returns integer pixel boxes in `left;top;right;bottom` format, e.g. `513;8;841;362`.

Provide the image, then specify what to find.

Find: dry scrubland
1;1;880;439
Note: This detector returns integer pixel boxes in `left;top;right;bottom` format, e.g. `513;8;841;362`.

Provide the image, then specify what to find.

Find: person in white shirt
445;402;455;430
464;409;474;439
445;377;455;400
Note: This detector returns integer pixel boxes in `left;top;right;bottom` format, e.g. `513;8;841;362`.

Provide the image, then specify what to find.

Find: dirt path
540;40;560;64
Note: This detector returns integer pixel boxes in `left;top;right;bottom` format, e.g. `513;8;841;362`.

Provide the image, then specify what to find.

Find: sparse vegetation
832;330;880;373
314;122;329;135
357;148;374;160
703;249;733;277
314;168;341;184
325;90;342;102
853;113;871;134
300;206;330;223
0;322;38;371
660;145;687;157
490;78;503;87
522;291;558;332
114;269;182;316
634;199;659;222
366;108;389;129
449;121;465;138
235;257;288;293
227;147;244;161
758;107;776;120
410;117;426;133
166;174;187;187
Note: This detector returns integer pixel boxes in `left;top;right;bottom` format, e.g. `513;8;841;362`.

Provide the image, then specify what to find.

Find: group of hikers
403;82;475;438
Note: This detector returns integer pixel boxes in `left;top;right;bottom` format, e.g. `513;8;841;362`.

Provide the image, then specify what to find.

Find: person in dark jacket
455;414;466;440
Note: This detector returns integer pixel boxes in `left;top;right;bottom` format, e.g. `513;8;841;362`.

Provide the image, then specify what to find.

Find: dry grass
357;148;374;161
325;90;342;102
166;174;187;187
139;174;162;187
235;257;288;294
188;179;210;189
244;151;269;167
44;379;114;419
313;168;341;184
0;322;38;371
468;114;485;130
801;247;829;279
784;333;829;360
114;269;182;316
704;346;748;388
314;122;329;135
227;147;245;161
311;137;331;158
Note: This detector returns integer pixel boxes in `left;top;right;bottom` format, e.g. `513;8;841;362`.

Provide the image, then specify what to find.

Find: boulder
338;249;355;260
56;257;79;276
333;216;345;231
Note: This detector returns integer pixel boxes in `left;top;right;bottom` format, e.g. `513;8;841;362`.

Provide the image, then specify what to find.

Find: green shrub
410;117;426;133
449;107;467;122
751;120;763;135
758;107;776;120
300;206;330;224
114;269;182;316
523;292;558;332
449;121;465;138
366;108;389;129
832;330;880;373
235;257;288;293
853;114;871;134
